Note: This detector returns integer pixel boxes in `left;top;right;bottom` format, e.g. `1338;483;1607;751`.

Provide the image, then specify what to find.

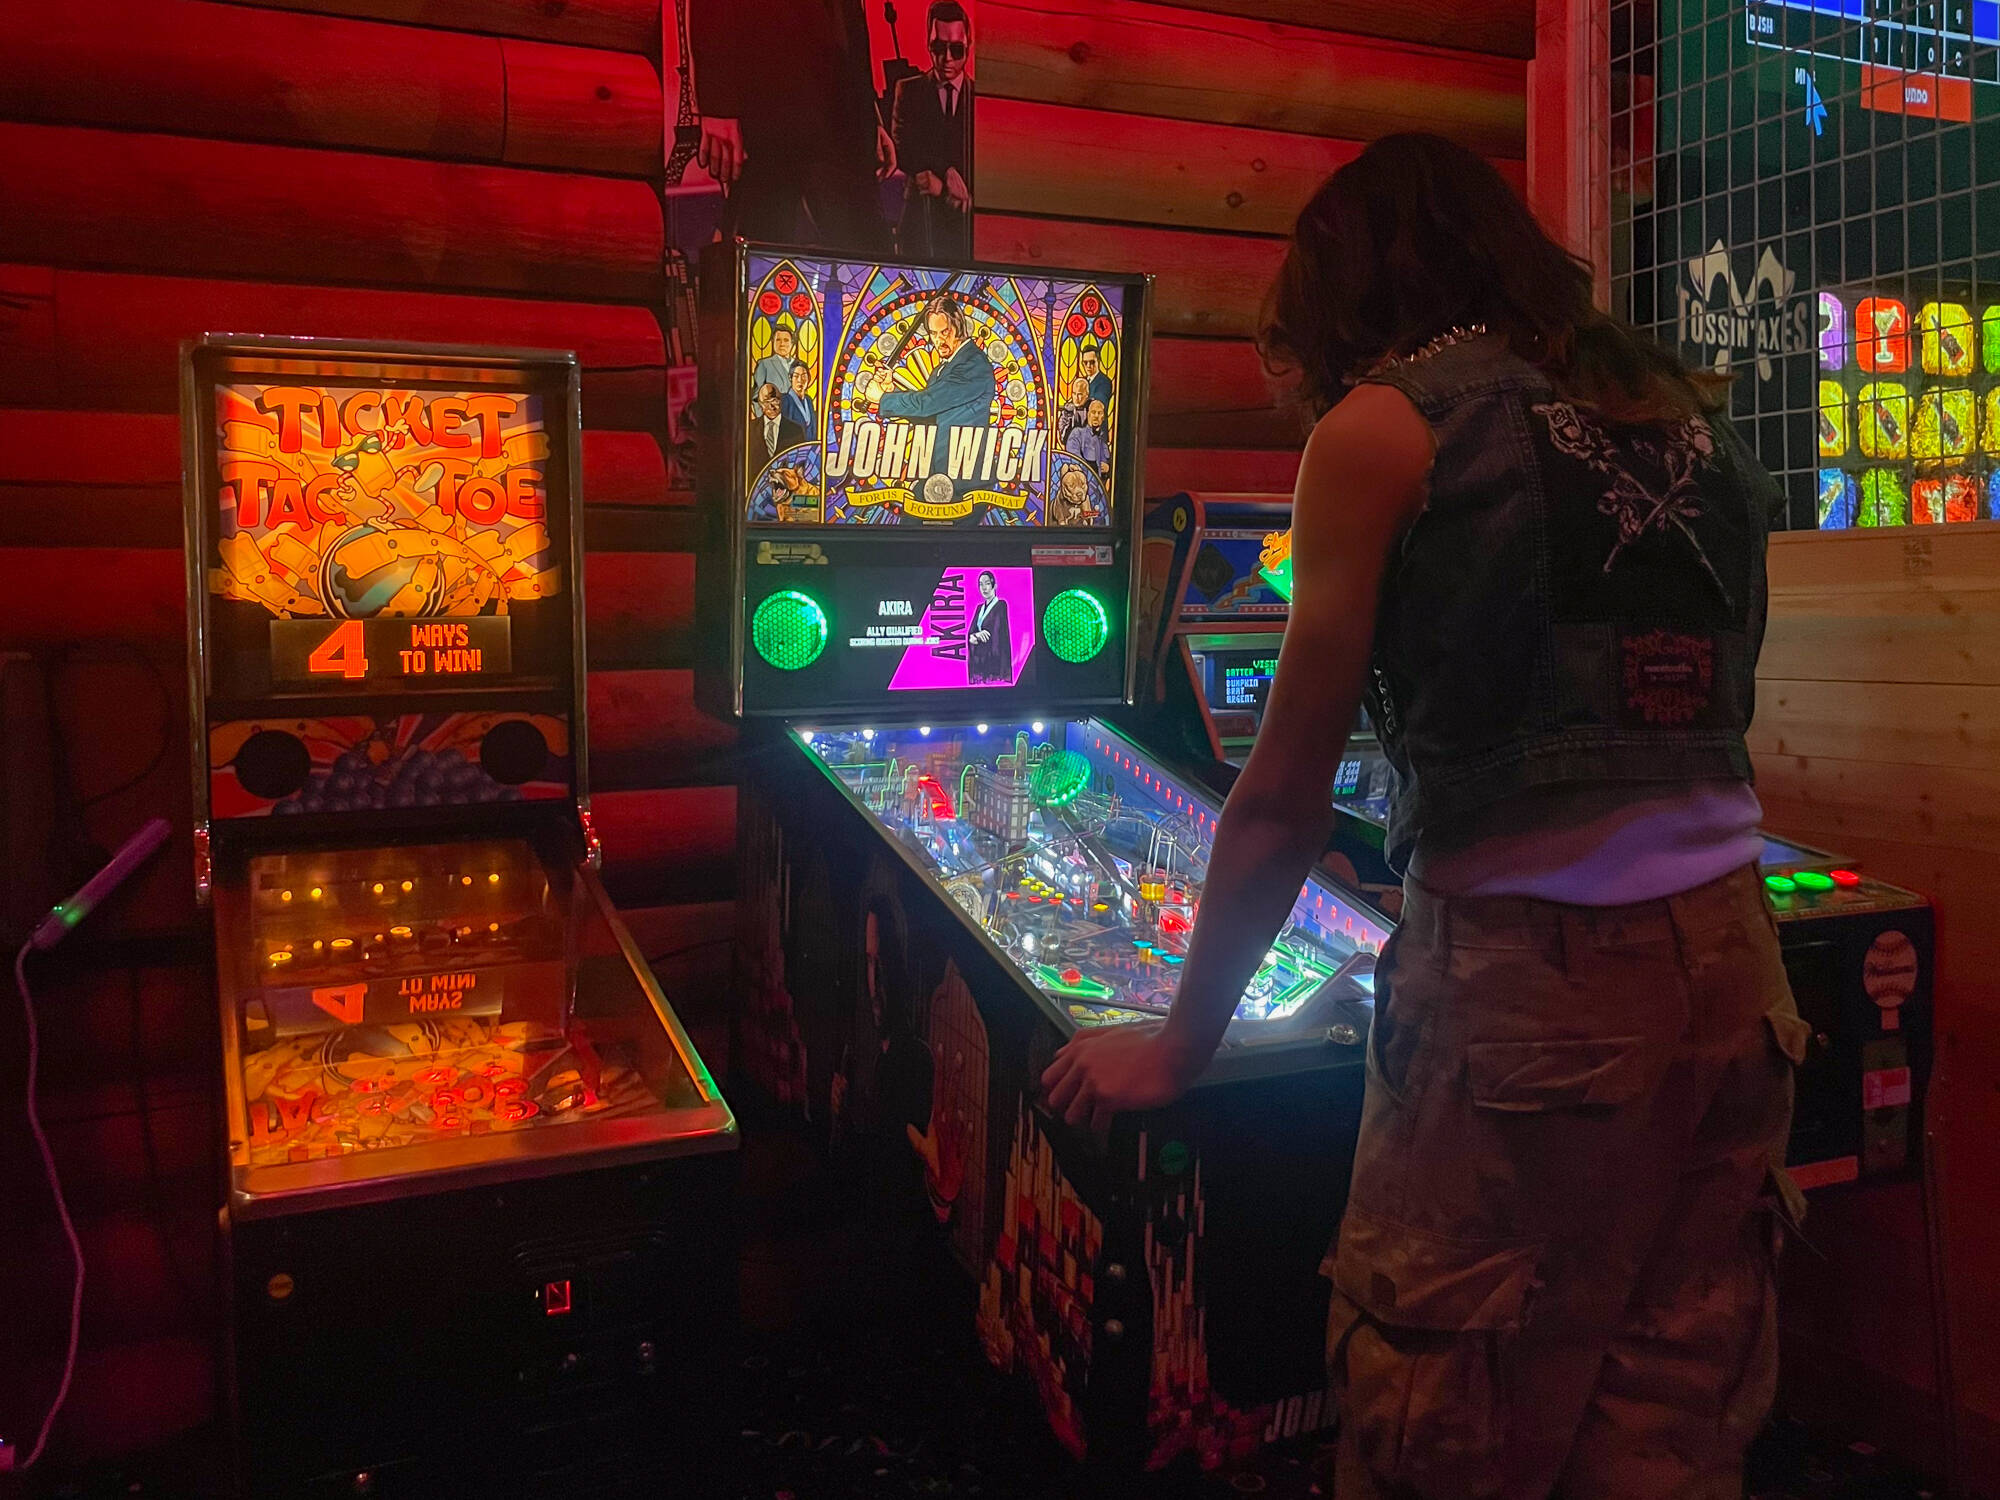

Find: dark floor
27;1316;1944;1500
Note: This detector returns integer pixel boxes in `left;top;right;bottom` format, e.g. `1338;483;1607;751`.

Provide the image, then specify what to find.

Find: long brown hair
1259;133;1725;423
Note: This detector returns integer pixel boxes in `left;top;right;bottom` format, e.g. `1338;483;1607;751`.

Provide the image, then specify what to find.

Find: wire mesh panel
1610;0;1999;530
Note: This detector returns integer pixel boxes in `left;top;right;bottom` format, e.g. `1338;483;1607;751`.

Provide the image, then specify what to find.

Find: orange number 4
307;620;369;680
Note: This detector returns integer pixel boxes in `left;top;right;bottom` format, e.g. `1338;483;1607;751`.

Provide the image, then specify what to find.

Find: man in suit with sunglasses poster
690;0;898;254
890;1;975;260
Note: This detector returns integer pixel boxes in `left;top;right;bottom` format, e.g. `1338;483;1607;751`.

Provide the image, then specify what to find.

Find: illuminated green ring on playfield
1042;589;1111;663
1030;749;1092;808
751;590;828;670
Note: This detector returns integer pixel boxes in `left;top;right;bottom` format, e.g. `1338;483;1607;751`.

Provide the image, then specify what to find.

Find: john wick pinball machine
697;244;1393;1470
183;337;736;1495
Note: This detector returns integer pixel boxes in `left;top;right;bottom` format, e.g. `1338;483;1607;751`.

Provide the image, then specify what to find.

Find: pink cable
14;941;84;1471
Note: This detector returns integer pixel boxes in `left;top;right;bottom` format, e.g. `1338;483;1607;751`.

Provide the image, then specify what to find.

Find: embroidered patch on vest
1622;629;1715;725
1533;401;1733;608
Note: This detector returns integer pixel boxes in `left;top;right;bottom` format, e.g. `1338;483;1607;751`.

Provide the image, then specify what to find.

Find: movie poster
743;254;1125;527
671;0;976;263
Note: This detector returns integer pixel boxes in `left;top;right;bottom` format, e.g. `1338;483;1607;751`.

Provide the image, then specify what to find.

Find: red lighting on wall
544;1278;572;1316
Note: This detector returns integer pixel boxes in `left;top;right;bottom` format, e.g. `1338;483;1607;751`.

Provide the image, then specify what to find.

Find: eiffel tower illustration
667;0;700;185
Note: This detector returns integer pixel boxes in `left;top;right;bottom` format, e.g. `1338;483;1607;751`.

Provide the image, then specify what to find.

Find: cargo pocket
1326;1207;1541;1498
1720;1162;1808;1448
1465;1035;1651;1112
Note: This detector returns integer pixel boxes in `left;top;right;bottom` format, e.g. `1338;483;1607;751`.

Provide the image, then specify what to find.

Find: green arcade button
1794;870;1836;891
1764;874;1798;895
751;590;828;670
1043;590;1110;663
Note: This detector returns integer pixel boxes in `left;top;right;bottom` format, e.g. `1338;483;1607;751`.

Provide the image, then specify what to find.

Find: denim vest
1360;338;1778;873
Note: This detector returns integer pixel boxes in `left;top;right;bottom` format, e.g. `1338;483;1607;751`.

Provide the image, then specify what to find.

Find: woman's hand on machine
1040;1022;1204;1131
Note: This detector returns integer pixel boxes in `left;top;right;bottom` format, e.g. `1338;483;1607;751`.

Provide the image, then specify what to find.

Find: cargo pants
1326;865;1809;1499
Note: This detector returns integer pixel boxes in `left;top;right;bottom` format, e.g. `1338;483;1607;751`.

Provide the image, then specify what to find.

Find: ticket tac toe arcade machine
1136;501;1933;1193
183;337;737;1495
698;245;1392;1470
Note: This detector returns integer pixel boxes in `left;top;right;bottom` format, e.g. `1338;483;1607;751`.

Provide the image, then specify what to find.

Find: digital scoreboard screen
269;618;514;684
1746;0;2000;119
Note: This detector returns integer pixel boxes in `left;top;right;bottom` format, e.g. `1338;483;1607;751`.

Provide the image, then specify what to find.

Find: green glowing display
1042;590;1111;664
1030;749;1093;807
751;590;828;671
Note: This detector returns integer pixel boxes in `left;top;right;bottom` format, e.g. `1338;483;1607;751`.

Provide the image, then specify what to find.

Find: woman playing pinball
1043;133;1805;1500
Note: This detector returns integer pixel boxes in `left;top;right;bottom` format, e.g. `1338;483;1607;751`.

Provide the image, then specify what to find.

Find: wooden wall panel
0;124;662;301
977;214;1285;339
982;0;1526;156
1749;681;2000;772
1168;0;1535;57
0;1;504;160
220;0;661;51
0;2;661;177
0;266;666;428
594;785;739;906
980;99;1526;236
1148;336;1296;448
1756;523;2000;1468
501;37;662;174
979;99;1360;234
1144;446;1299;495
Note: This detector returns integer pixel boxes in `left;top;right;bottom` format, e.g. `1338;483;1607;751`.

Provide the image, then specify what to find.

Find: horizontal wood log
0;1;501;161
0;266;667;428
502;36;662;175
0;2;661;177
0;1210;215;1349
1762;585;2000;686
219;0;661;51
588;666;736;789
585;550;695;665
1767;522;2000;594
977;98;1526;235
593;785;738;907
977;214;1285;339
1757;753;2000;856
7;1336;213;1468
618;899;736;1060
0;123;662;301
1748;679;2000;774
1148;335;1298;448
1143;446;1299;495
981;0;1526;157
1167;0;1536;58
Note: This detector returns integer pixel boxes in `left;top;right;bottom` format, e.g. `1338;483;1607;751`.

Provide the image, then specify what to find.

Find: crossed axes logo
1678;240;1810;381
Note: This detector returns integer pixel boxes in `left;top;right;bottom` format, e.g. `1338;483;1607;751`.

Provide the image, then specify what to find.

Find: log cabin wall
972;0;1534;486
0;0;733;1463
1755;525;2000;1481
